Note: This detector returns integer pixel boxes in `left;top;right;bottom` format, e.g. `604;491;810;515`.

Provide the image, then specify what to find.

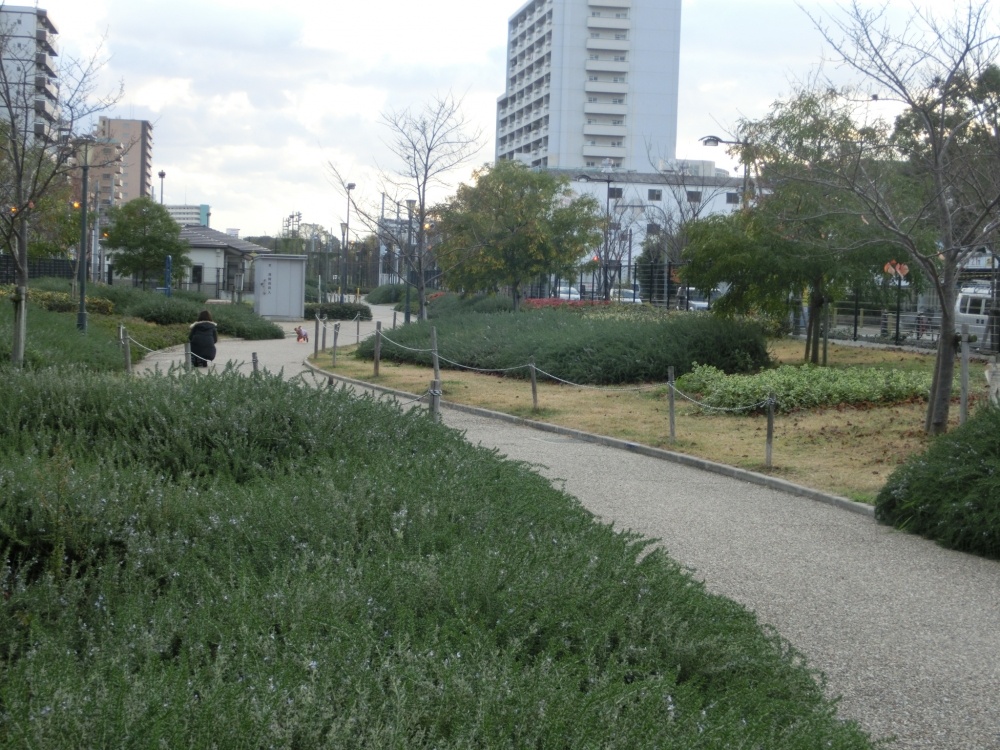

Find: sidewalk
136;304;1000;750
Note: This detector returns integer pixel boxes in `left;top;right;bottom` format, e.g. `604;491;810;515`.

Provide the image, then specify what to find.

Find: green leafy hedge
677;363;935;413
304;301;372;321
359;309;770;385
366;283;406;304
876;405;1000;559
0;285;114;316
0;368;874;748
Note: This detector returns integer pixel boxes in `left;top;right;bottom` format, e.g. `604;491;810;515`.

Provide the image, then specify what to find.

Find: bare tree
776;1;1000;434
0;13;122;366
330;93;482;320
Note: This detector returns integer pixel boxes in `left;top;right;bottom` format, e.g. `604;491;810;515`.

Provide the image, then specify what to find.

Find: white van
954;285;995;339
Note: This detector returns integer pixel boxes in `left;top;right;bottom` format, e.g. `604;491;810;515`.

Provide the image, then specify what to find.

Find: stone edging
306;360;876;520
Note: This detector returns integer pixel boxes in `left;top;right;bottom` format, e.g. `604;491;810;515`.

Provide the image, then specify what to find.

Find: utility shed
253;254;307;320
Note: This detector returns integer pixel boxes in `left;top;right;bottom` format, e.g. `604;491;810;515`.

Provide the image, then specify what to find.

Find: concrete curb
307;360;876;520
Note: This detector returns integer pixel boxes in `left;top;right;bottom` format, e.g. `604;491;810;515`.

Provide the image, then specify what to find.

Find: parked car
555;284;580;300
612;288;643;304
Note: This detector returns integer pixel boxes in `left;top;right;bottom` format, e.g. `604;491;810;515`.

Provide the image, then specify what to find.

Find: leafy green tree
777;1;1000;434
434;161;602;310
104;197;190;288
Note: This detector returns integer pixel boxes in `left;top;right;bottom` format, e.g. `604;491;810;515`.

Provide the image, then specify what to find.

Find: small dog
294;326;309;343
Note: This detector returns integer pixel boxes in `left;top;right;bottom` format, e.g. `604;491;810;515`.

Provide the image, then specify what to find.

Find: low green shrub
0;369;874;748
208;303;284;340
367;283;406;304
426;292;515;317
304;301;372;321
361;309;771;385
875;404;1000;559
0;285;114;316
126;296;204;326
677;363;935;413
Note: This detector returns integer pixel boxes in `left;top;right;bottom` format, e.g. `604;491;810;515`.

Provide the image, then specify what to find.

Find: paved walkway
135;305;1000;750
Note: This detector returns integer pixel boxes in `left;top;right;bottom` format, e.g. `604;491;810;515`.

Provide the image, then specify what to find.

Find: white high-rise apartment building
0;6;59;142
496;0;681;171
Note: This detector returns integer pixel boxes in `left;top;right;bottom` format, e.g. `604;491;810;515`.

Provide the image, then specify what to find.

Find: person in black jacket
189;309;218;368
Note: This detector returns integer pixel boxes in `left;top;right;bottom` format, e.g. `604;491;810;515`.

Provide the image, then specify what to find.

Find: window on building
647;223;661;234
192;265;204;284
588;96;598;103
612;119;624;125
591;10;601;16
589;54;599;60
586;161;596;167
614;55;626;61
613;76;626;83
687;191;703;203
648;189;662;201
589;75;599;81
726;192;740;205
610;140;623;147
591;32;600;38
615;33;628;40
608;187;623;199
612;97;625;104
615;12;629;19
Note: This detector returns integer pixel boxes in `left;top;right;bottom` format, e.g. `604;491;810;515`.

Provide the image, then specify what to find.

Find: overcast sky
39;0;924;239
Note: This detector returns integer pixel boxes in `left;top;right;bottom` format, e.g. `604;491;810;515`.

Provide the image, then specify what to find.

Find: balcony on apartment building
585;81;628;96
584;102;628;117
34;53;57;77
587;0;631;8
35;28;58;56
33;97;58;122
583;123;626;138
582;144;627;160
34;75;58;101
586;59;628;74
585;38;630;53
586;16;630;31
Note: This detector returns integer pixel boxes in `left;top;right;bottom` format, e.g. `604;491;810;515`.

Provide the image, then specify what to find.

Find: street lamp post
700;134;750;207
404;199;416;324
340;221;348;302
341;183;355;302
158;170;166;205
77;138;93;332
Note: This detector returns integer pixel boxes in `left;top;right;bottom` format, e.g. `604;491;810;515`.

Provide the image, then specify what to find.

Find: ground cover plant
358;308;771;385
876;404;1000;559
677;362;937;413
0;368;874;748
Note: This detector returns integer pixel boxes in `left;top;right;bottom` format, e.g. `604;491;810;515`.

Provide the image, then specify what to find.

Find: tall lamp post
340;182;355;302
340;221;348;301
77;137;94;332
700;134;750;208
158;170;166;205
404;199;416;324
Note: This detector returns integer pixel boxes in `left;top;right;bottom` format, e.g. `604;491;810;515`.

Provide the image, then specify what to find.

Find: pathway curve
135;304;1000;750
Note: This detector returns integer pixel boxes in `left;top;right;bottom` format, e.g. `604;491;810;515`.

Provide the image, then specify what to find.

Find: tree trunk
10;215;29;367
925;296;957;435
807;296;824;364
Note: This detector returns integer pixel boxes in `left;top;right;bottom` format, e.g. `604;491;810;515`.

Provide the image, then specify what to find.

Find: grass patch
0;368;874;748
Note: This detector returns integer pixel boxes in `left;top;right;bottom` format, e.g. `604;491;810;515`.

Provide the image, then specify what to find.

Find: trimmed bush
875;404;1000;559
366;283;406;304
360;309;771;385
0;368;874;748
0;302;129;372
304;301;372;321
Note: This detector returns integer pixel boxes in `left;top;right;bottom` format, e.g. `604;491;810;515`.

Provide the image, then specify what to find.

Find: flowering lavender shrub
0;369;874;748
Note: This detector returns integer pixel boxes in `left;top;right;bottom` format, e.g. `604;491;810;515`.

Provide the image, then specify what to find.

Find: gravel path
136;306;1000;749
